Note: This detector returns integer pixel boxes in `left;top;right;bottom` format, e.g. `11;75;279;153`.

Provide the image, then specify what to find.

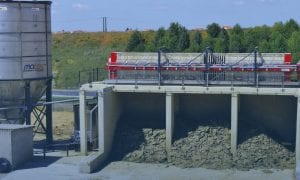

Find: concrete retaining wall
178;94;231;123
240;95;297;144
119;93;165;128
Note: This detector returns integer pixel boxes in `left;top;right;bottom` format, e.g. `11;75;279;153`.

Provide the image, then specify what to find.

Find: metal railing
106;70;300;88
78;68;107;86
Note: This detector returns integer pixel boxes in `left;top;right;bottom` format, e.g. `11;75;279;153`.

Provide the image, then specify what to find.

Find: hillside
52;31;156;88
52;20;300;88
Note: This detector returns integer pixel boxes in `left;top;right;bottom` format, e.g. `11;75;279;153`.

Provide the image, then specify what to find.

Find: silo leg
231;93;239;156
46;80;53;144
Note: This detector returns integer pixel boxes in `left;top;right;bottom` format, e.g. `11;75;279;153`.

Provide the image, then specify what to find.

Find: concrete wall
178;94;231;123
239;95;297;144
80;87;122;173
98;88;121;155
119;93;166;128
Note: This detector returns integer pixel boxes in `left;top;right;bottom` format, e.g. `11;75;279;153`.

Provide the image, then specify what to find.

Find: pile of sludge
111;118;295;170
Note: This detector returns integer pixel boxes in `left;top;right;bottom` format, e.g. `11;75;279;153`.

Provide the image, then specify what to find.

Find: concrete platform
0;155;295;180
79;83;300;173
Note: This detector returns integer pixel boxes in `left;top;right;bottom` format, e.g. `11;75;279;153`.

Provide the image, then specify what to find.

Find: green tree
188;31;202;52
214;28;229;52
178;29;190;52
207;23;221;38
284;19;299;39
229;24;244;52
201;36;215;51
272;22;285;35
152;27;167;50
243;25;270;52
126;31;145;52
287;31;300;63
269;31;287;52
166;22;190;52
258;40;271;52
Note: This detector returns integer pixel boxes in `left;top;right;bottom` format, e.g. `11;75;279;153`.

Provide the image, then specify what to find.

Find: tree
258;40;271;53
206;23;221;38
243;26;270;52
229;24;244;52
126;31;145;52
201;36;215;50
178;29;190;52
152;27;167;50
272;22;285;35
287;31;300;63
165;22;190;52
188;31;202;52
215;28;229;52
231;24;243;35
284;19;299;39
269;31;287;52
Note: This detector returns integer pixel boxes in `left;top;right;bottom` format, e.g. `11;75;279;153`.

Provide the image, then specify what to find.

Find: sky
51;0;300;32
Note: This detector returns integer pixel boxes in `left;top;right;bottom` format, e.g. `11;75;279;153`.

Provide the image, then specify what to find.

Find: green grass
52;32;129;88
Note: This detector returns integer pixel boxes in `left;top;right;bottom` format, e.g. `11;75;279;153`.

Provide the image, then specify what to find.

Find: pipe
89;104;98;146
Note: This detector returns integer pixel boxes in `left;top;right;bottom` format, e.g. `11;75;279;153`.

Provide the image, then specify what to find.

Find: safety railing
106;70;300;88
78;68;107;86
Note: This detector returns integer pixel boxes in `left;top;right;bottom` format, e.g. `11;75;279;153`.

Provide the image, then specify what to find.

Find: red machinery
106;48;300;87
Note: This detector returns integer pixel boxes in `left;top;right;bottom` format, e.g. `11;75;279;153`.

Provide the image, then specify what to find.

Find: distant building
223;26;233;30
192;28;206;31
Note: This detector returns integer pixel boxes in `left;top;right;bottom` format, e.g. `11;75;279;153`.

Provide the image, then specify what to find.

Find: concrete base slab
79;152;105;173
2;160;295;180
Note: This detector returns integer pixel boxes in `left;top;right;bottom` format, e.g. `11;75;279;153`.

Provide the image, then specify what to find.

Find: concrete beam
231;93;239;155
166;93;175;150
80;83;298;96
79;90;88;155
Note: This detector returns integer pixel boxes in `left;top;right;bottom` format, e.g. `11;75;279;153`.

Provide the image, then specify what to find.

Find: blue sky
51;0;300;32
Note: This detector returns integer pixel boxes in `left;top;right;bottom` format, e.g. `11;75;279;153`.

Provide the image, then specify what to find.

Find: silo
0;1;52;124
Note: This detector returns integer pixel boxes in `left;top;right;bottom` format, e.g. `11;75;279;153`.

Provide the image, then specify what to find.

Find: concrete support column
166;93;175;150
231;93;239;155
296;92;300;167
80;90;88;155
98;90;105;154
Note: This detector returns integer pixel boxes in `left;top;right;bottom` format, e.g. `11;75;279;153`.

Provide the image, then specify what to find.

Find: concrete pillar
231;93;238;155
166;93;175;150
80;90;88;155
98;90;105;154
296;92;300;167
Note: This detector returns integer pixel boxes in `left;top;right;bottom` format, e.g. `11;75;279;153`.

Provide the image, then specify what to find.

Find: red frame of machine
106;52;300;80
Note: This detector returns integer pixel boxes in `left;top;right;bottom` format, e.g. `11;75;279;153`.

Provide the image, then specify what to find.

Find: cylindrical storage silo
0;1;52;124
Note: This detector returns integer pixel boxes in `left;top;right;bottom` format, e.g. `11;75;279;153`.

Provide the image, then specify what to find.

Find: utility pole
102;17;107;32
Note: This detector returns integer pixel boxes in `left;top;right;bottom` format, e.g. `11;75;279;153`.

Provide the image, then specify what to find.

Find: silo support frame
25;81;32;125
45;79;53;144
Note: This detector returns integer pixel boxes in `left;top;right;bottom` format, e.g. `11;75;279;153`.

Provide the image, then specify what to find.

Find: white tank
0;1;52;124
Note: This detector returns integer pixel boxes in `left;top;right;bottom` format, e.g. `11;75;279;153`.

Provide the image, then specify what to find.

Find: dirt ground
33;111;74;141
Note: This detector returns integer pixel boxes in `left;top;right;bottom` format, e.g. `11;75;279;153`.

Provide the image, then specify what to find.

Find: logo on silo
23;64;44;72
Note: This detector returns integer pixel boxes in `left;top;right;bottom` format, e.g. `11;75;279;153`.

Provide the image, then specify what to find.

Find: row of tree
126;19;300;62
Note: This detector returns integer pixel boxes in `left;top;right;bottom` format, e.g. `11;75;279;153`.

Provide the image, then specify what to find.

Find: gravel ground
110;118;295;170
